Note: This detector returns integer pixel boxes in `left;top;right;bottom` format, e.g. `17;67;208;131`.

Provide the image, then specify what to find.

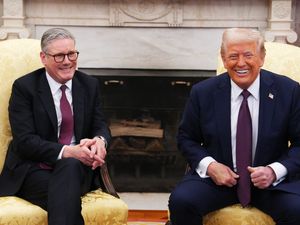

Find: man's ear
259;52;266;67
221;54;228;69
40;51;46;65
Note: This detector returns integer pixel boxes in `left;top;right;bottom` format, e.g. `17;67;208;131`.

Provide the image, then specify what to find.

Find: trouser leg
47;158;94;225
253;189;300;225
168;172;238;225
16;165;50;210
17;159;94;225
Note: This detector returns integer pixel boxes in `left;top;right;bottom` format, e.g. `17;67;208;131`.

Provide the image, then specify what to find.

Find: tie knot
242;89;250;99
60;85;67;92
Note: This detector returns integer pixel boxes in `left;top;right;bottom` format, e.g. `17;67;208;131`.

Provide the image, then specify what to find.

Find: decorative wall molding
264;29;298;43
18;0;270;29
265;0;297;43
0;0;30;40
0;0;298;42
0;26;30;40
273;1;290;19
109;0;183;27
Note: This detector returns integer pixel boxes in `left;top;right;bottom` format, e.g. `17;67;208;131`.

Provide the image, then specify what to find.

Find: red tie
58;85;74;145
236;89;252;207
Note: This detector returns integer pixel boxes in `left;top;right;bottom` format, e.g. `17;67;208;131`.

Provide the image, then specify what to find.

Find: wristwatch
96;136;108;148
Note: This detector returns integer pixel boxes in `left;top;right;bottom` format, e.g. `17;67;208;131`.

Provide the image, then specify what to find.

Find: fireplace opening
86;69;214;192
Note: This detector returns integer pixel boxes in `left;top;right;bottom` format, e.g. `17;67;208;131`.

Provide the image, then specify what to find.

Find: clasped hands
207;162;276;189
62;137;106;170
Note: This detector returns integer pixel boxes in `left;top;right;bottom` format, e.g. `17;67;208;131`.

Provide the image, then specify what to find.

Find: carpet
127;209;168;225
128;222;165;225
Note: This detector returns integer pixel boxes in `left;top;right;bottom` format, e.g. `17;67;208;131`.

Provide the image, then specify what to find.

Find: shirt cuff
57;145;66;160
196;156;216;178
268;162;287;186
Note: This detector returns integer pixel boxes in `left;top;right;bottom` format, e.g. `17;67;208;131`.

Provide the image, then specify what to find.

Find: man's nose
237;55;246;66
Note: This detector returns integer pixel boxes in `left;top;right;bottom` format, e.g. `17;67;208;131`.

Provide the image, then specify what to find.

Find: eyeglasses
44;51;79;63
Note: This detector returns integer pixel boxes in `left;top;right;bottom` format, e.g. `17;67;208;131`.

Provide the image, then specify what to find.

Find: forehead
225;41;258;54
46;38;75;52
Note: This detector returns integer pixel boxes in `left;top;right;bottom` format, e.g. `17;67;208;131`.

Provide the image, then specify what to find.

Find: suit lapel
254;70;276;165
38;72;58;134
214;74;233;167
72;73;85;142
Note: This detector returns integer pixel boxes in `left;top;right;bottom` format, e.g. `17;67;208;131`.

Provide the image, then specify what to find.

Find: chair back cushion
0;39;43;173
217;42;300;83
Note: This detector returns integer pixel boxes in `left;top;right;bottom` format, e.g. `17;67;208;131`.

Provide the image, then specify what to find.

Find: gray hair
220;28;265;57
41;27;76;53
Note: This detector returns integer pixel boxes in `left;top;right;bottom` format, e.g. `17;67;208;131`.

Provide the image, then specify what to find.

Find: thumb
79;139;88;146
230;170;239;178
248;166;256;173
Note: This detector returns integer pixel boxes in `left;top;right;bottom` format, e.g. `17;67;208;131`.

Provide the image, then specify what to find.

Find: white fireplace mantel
0;0;298;70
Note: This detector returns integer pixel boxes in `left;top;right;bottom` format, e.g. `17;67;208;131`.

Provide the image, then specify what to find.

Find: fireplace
83;68;214;192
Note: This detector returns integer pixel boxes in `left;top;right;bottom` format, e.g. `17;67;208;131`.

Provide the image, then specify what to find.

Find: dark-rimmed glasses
44;51;79;63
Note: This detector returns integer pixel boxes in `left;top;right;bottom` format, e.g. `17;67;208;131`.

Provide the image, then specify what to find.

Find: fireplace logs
110;118;163;139
110;118;164;152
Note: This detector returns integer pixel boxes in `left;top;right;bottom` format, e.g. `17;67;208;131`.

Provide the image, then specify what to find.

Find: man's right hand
62;144;96;166
207;162;239;187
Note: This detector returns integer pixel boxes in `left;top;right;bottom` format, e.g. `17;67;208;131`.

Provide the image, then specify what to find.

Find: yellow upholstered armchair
0;39;128;225
166;42;300;225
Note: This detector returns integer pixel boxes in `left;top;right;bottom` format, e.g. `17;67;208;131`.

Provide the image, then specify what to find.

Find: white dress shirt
196;74;287;185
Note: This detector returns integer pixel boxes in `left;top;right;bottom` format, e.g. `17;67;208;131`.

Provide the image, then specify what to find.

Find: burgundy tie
58;85;74;145
236;89;252;207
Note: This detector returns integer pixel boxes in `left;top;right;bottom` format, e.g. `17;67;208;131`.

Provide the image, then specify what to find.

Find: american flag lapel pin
268;93;274;99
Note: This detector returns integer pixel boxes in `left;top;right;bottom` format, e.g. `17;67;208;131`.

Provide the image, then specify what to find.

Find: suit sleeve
89;80;111;146
9;79;63;165
177;85;211;170
279;82;300;177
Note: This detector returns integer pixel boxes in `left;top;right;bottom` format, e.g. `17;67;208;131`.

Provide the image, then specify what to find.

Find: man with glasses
0;27;111;225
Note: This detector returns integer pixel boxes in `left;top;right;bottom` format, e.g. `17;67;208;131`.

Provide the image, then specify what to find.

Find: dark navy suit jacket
177;69;300;194
0;68;111;196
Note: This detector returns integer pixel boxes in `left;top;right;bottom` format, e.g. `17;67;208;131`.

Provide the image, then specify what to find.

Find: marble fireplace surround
0;0;298;71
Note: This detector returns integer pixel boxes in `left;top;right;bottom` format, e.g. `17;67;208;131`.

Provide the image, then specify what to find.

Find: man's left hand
80;137;107;169
248;166;276;189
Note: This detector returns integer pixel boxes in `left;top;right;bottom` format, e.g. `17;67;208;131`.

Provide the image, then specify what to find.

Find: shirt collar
231;74;260;101
45;72;72;94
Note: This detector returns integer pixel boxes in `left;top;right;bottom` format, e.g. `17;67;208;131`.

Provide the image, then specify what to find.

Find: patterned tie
236;89;252;207
58;85;74;145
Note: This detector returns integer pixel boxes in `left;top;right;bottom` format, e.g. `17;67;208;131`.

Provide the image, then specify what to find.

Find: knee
55;158;83;172
271;197;300;225
169;189;183;211
169;188;195;214
281;200;300;223
169;189;202;225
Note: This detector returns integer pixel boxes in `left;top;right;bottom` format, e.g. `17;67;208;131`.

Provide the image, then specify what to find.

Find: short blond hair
220;28;266;57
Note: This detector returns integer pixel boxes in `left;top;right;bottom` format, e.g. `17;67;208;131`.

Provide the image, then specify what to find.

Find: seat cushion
0;196;47;225
0;189;128;225
81;189;128;225
203;204;275;225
